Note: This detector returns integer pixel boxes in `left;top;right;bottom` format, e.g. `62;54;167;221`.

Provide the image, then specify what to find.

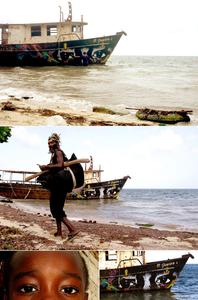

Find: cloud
147;129;183;152
12;127;42;147
129;129;184;159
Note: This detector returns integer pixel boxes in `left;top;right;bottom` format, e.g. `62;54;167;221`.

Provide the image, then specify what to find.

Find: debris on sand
136;108;192;124
1;101;17;111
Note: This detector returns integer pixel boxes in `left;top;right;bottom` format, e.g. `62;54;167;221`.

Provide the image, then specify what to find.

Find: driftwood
25;158;90;181
135;108;192;124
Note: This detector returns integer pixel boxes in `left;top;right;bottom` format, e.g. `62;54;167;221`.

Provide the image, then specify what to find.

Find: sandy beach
0;202;197;250
1;96;193;127
0;96;152;126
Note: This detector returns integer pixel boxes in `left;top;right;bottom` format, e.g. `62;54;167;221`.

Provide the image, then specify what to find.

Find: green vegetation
136;223;154;228
0;127;12;143
136;109;190;124
93;106;126;116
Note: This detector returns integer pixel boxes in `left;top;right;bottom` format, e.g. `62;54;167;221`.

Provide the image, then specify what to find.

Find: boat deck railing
0;178;38;185
0;170;38;185
57;32;81;43
117;258;143;269
85;177;100;184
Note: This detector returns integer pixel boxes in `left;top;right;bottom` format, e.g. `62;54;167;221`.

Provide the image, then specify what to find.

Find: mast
81;14;84;38
66;1;72;21
59;6;64;22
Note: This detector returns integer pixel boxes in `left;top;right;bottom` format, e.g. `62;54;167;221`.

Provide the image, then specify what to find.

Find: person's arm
38;150;64;171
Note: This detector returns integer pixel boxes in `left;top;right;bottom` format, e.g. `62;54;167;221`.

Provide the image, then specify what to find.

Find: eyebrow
13;271;82;282
13;270;37;281
62;272;82;282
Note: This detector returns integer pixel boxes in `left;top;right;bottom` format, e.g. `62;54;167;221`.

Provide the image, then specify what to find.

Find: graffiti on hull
0;33;121;66
100;268;178;292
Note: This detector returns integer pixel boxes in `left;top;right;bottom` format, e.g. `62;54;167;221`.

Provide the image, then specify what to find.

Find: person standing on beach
37;133;82;239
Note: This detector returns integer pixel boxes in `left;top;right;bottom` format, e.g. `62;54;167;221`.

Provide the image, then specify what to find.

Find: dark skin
38;139;64;171
38;139;78;238
7;251;89;300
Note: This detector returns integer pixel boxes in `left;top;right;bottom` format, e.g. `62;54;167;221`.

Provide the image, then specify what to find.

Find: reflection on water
100;291;177;300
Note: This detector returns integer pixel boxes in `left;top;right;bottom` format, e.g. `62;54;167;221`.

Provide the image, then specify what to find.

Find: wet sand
0;202;197;250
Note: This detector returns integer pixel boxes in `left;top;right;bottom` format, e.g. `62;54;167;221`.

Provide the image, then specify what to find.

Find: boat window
133;250;143;257
105;251;117;261
47;25;57;36
31;26;41;37
72;25;81;33
72;25;77;32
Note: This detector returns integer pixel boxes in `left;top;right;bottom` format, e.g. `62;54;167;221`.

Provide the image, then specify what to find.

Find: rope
9;182;17;199
67;167;76;189
24;187;32;200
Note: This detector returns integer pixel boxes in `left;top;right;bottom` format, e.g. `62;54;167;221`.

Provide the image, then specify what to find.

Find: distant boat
0;2;126;66
0;156;130;200
100;253;194;293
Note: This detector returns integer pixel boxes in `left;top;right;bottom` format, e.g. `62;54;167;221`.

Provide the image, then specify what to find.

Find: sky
1;126;198;189
146;250;198;264
0;0;198;55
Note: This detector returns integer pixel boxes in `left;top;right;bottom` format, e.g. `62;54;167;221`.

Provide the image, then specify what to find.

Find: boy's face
8;251;88;300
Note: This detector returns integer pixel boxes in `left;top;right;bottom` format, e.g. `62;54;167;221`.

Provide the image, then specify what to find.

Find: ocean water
12;189;198;232
100;264;198;300
0;56;198;123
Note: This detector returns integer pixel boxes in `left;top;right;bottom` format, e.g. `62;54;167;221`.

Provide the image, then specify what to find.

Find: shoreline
0;96;150;126
0;96;195;126
7;199;198;234
0;202;197;250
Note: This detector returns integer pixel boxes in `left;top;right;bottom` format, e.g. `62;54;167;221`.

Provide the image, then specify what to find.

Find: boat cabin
84;156;104;184
0;2;87;45
99;251;145;270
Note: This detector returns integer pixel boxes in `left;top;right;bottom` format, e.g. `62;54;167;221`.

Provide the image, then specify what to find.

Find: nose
39;289;61;300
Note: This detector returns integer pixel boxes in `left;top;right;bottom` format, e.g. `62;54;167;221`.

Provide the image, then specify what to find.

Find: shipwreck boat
0;2;126;66
0;157;130;201
100;253;194;293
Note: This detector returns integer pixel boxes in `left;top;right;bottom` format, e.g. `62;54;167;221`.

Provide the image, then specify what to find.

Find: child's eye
61;287;79;295
18;285;38;294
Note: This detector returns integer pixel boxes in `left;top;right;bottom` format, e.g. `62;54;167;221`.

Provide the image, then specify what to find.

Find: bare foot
54;231;62;237
68;230;80;239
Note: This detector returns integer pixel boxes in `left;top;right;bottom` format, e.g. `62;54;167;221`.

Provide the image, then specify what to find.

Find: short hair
0;251;89;295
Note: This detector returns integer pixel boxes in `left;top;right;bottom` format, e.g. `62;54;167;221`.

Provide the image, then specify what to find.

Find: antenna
66;1;72;21
59;6;63;22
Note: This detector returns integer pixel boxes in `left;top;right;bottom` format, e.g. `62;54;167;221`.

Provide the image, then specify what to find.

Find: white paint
143;273;151;290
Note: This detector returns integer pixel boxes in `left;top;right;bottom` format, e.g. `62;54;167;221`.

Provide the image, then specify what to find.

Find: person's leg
62;216;79;236
54;219;62;237
53;171;80;237
50;190;63;237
